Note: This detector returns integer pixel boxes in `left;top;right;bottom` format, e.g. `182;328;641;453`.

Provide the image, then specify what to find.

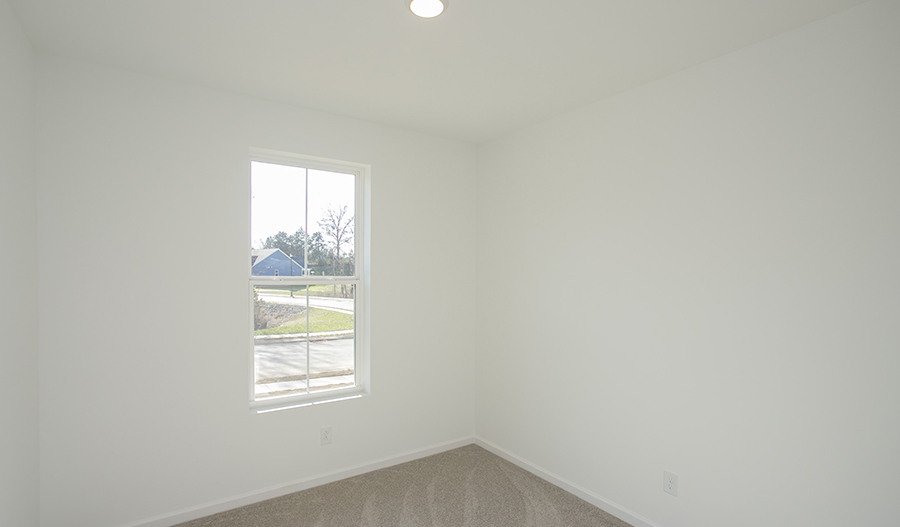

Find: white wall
475;2;900;527
35;55;477;527
0;2;39;526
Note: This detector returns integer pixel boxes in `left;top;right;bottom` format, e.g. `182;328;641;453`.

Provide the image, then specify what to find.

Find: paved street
255;337;354;380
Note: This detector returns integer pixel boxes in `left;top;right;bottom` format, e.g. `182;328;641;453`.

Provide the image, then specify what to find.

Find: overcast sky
251;161;355;250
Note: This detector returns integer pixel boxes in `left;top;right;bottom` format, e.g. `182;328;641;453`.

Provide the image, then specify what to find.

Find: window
249;149;368;412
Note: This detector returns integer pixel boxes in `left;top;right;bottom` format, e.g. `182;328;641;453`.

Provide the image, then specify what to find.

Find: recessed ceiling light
409;0;446;18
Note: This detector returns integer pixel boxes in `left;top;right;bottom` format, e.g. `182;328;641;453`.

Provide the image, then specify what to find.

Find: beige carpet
175;444;634;527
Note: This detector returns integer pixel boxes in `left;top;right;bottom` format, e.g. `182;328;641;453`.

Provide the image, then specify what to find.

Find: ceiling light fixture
409;0;446;18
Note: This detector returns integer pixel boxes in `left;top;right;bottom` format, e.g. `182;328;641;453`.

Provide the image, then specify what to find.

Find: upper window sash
250;148;365;282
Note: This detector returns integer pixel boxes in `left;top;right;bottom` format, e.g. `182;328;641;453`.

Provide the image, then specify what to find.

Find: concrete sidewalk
254;329;353;342
255;373;355;399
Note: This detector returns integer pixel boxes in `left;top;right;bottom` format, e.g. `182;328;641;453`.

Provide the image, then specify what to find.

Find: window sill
250;386;368;414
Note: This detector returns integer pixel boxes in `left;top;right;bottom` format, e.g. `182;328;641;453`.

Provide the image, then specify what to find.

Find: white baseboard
119;435;476;527
473;436;663;527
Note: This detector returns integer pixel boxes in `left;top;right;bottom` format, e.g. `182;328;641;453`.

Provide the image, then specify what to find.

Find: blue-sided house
251;249;306;277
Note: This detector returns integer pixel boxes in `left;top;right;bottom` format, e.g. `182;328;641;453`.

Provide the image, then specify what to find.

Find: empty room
1;1;898;526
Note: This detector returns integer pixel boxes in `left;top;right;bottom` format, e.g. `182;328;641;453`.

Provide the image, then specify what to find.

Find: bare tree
317;205;354;277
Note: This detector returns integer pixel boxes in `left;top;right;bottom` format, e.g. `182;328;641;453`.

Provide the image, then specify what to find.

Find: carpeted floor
175;444;633;527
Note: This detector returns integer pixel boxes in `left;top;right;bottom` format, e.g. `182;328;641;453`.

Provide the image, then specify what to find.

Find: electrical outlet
320;426;332;445
664;470;678;497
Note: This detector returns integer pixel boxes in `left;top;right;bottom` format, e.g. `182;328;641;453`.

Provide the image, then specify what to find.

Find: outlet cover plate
664;470;678;496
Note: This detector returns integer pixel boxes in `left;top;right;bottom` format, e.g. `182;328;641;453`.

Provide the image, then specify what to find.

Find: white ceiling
10;0;869;143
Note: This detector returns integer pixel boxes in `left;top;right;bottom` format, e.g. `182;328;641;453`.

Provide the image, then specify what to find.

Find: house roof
251;249;279;266
251;248;304;269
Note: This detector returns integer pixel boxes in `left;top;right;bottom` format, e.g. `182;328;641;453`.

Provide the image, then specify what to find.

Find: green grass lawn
254;307;354;336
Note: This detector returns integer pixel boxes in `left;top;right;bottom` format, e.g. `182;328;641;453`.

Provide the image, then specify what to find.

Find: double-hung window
249;149;368;411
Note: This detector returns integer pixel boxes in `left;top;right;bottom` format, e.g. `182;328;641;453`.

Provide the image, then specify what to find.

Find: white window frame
248;148;370;413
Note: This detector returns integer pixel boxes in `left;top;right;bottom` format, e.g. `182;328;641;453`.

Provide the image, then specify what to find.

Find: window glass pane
254;285;309;400
251;162;308;275
253;284;356;400
308;283;356;393
308;169;355;277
